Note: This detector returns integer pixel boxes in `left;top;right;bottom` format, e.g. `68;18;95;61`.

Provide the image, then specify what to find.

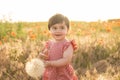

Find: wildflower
106;27;112;32
43;30;47;34
11;31;16;37
0;41;2;45
70;22;75;26
28;30;33;35
3;36;7;42
30;34;36;39
98;39;104;45
47;31;51;37
91;28;96;32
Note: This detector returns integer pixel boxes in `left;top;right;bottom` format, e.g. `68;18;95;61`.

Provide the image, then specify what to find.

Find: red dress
42;39;78;80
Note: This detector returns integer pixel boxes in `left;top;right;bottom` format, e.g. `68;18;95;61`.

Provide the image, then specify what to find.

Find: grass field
0;19;120;80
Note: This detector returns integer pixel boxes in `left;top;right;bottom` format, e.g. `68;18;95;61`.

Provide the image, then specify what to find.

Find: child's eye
52;27;57;30
60;26;65;29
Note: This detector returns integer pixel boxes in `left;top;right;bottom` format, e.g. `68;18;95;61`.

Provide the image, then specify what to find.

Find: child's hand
39;53;49;60
44;61;51;67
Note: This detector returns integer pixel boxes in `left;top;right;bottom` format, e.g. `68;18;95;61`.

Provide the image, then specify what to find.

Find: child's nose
56;28;62;32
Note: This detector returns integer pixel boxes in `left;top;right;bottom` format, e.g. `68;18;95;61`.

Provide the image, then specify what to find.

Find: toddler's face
50;21;68;41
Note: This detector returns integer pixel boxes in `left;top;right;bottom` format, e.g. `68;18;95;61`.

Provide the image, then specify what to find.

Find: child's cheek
63;30;68;35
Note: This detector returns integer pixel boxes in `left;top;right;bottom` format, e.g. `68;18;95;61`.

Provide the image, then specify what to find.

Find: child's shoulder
46;39;54;44
64;39;77;51
44;40;52;48
45;39;55;47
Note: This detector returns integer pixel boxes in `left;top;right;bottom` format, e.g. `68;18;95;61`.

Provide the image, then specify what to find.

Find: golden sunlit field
0;19;120;80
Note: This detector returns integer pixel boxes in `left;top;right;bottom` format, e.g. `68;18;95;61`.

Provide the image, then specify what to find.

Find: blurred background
0;0;120;80
0;0;120;22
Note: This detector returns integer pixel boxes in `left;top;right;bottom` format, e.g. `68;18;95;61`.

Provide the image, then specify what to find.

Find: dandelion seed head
25;58;45;78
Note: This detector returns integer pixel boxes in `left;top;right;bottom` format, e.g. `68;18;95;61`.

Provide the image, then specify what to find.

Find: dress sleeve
41;41;51;60
70;39;77;51
45;41;50;49
41;41;50;53
63;39;77;51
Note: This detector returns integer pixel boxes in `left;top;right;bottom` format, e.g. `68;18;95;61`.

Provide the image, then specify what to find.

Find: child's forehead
52;21;66;27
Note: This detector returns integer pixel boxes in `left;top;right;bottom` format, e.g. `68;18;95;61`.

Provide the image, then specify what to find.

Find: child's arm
45;44;73;67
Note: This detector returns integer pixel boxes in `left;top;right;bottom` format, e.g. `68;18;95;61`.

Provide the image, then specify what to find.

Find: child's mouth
55;34;61;36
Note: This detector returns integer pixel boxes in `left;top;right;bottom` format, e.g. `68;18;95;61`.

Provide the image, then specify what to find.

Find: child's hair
48;13;70;30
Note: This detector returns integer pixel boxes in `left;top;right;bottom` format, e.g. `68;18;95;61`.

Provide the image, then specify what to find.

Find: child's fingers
39;53;49;60
44;61;50;67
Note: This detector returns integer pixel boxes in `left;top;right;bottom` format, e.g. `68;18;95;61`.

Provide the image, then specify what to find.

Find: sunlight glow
0;0;120;22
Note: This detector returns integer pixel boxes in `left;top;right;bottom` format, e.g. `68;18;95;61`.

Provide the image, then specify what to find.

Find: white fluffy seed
25;58;45;78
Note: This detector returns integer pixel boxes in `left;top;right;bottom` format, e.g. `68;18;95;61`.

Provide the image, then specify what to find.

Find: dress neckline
53;38;67;44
